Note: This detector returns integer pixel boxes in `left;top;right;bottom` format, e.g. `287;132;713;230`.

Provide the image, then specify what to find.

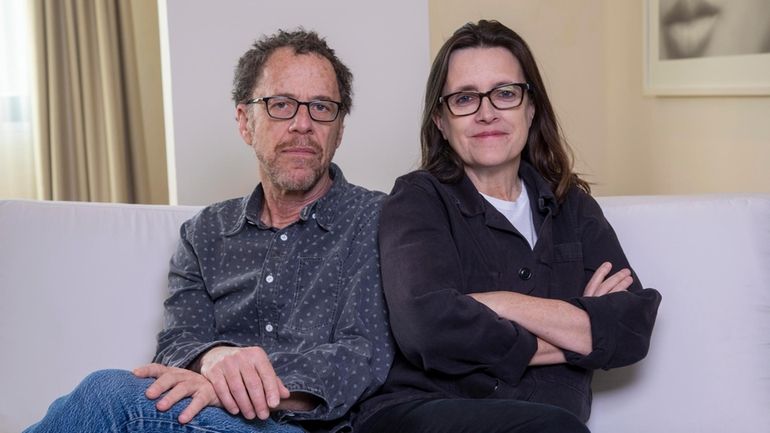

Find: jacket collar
223;163;347;236
519;161;558;216
449;160;559;218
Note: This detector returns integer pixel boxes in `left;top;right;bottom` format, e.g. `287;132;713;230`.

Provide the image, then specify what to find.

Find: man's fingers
278;377;291;399
197;346;282;420
132;365;221;424
253;358;282;409
224;369;256;419
155;380;193;412
143;369;179;400
242;368;270;420
209;370;240;416
178;394;208;424
133;363;166;379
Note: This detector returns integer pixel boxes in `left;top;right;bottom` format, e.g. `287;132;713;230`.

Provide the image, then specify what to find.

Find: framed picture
644;0;770;95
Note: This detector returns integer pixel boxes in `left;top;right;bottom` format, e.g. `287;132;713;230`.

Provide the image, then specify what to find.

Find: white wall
602;1;770;196
160;0;429;205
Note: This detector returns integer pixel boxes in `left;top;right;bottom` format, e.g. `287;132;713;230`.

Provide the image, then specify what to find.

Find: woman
355;20;662;433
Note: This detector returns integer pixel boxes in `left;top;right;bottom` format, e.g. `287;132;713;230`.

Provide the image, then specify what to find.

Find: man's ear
236;104;252;145
335;121;345;149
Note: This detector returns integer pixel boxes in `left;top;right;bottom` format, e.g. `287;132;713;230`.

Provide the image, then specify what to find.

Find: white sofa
1;195;769;433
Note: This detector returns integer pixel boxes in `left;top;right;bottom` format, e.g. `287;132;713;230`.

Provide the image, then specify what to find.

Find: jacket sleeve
379;177;537;386
269;209;394;422
563;192;662;370
153;218;241;368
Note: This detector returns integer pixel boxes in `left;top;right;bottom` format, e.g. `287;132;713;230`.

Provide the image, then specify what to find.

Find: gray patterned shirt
154;164;394;430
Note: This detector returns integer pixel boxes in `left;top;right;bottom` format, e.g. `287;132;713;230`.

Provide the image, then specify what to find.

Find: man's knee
73;369;149;406
79;369;133;391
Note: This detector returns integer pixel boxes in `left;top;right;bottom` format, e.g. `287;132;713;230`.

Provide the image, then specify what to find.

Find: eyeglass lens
265;97;339;122
445;84;526;116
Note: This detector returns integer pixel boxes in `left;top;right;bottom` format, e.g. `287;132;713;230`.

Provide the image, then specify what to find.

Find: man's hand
132;363;221;424
583;262;633;297
197;346;291;420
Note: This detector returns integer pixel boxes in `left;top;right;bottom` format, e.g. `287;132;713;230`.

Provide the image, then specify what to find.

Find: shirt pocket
282;255;342;333
552;242;583;262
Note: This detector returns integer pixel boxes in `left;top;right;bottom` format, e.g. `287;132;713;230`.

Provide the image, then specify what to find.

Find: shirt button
265;323;274;332
279;233;288;241
265;274;274;283
311;213;316;219
518;267;532;281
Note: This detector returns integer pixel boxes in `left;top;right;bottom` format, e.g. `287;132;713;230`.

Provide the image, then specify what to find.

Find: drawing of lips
661;0;722;58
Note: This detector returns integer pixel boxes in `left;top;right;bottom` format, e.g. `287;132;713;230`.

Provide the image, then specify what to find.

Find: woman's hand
583;262;633;297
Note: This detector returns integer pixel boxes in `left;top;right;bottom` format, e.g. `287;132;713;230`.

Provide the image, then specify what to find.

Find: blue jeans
23;369;305;433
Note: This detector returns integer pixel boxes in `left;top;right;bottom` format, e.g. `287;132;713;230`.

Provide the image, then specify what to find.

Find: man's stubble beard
256;139;330;193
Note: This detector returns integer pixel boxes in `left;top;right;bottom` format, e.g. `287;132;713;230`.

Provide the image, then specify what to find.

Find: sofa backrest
591;194;770;433
1;195;769;433
0;200;201;432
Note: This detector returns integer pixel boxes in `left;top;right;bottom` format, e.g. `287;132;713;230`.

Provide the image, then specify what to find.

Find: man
24;29;393;433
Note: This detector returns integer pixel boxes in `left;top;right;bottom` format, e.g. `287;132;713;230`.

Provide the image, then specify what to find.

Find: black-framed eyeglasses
246;96;342;122
438;83;531;117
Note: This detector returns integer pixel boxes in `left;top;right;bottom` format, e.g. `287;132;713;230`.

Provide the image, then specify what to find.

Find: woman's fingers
584;262;612;297
584;263;633;297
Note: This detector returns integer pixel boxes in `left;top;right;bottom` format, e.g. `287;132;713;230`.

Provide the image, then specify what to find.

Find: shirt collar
222;163;347;236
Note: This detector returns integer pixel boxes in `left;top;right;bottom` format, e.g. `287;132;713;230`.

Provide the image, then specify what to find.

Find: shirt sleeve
563;192;662;370
270;208;394;422
153;219;241;368
378;177;538;386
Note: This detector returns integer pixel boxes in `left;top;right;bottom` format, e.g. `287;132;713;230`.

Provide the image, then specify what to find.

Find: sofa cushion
1;195;769;433
0;200;200;432
591;195;770;433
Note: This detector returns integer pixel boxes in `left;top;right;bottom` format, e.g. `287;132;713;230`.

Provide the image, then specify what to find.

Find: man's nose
290;104;313;133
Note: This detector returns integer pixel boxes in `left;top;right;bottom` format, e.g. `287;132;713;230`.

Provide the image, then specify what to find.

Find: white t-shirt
480;182;538;249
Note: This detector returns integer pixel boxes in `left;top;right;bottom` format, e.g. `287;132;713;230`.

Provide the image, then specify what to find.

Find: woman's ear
432;111;447;140
526;102;535;129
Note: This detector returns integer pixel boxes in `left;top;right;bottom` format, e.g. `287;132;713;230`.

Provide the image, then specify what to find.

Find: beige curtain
31;0;155;203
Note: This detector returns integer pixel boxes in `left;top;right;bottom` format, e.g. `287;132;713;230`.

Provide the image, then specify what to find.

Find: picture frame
643;0;770;95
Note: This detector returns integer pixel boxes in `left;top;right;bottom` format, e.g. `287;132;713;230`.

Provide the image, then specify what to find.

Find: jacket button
518;267;532;280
